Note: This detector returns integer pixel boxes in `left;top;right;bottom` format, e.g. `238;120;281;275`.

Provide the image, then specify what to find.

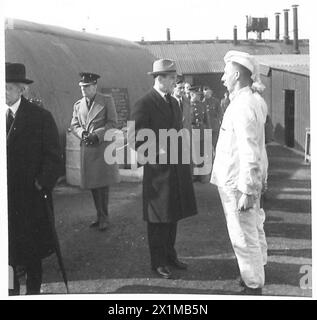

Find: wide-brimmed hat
79;72;100;86
6;62;33;84
148;59;177;75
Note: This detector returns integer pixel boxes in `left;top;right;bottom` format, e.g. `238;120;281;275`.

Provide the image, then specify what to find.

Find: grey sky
3;0;312;41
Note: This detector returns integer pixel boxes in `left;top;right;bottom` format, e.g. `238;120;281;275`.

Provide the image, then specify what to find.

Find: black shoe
237;276;246;288
241;287;262;296
89;221;99;228
192;176;200;182
98;221;109;231
168;258;188;270
152;266;172;279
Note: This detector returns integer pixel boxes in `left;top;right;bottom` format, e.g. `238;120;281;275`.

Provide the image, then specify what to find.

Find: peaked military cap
79;72;100;86
188;85;203;94
176;74;184;84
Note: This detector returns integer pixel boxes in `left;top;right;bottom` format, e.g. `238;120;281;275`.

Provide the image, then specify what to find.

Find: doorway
284;90;295;148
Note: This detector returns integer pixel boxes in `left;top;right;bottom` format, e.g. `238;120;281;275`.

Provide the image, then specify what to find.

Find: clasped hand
82;131;98;146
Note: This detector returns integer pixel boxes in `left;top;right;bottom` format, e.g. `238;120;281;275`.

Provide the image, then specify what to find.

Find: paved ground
22;143;311;297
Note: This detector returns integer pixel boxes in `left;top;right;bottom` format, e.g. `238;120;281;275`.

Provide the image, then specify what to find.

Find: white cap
224;50;256;74
224;50;265;92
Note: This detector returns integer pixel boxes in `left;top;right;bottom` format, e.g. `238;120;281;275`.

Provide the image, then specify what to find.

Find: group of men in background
172;77;227;183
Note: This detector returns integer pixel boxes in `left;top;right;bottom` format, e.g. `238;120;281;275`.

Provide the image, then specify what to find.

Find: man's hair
231;61;252;81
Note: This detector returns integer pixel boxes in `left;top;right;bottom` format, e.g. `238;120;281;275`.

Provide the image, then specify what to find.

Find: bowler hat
6;62;33;84
79;72;100;86
148;59;177;75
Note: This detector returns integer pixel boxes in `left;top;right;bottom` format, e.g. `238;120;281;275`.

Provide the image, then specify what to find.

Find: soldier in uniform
203;86;222;149
190;86;210;182
70;72;120;231
220;91;230;122
184;82;192;100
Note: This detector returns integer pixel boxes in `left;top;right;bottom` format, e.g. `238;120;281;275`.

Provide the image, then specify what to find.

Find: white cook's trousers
218;187;268;289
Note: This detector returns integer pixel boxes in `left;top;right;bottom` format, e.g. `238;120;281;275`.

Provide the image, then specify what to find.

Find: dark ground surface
27;143;311;297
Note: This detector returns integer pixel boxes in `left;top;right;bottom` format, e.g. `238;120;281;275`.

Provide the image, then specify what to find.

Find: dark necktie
165;93;174;113
179;99;183;113
6;109;14;134
86;98;93;110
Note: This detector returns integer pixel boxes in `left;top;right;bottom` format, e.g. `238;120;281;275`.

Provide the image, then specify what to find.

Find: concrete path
23;143;311;297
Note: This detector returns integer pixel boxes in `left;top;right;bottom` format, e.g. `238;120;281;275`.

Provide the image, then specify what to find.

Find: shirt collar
153;84;168;100
172;94;181;102
86;94;96;106
7;97;21;117
229;86;251;102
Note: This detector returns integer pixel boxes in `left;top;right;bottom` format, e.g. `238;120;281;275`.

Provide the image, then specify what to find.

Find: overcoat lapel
170;98;182;130
7;97;27;145
86;100;104;127
78;98;89;125
77;97;104;129
149;89;173;127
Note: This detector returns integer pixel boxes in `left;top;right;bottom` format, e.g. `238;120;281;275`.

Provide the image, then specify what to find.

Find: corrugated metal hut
258;54;310;152
138;39;309;99
5;19;155;149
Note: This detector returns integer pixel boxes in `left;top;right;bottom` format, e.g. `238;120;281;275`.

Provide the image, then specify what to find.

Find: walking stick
41;191;69;294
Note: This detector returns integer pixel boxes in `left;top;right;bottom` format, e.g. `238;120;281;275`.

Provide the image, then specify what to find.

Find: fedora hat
148;59;177;75
6;62;33;84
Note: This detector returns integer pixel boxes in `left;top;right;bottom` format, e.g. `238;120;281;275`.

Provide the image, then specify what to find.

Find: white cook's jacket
253;91;269;185
210;87;267;195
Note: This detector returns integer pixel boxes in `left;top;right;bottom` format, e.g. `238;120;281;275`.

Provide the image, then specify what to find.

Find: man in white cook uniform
210;50;268;295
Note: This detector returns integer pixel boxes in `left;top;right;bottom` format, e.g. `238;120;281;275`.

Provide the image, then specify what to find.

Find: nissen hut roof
5;18;156;145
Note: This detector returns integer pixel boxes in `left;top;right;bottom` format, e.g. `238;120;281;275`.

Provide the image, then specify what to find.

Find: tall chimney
275;12;281;40
292;5;300;54
166;28;171;41
283;9;290;44
233;25;238;45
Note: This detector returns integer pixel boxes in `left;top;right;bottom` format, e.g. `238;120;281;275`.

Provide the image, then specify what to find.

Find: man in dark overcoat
6;63;62;295
71;72;120;231
130;59;198;279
